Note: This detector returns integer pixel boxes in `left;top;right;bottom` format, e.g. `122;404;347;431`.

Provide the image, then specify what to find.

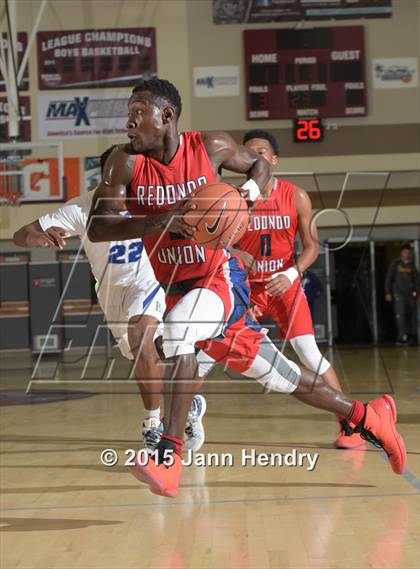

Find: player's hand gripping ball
183;183;249;250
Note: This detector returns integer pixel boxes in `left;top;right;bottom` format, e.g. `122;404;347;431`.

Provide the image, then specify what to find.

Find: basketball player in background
13;145;207;452
87;78;405;498
235;129;363;449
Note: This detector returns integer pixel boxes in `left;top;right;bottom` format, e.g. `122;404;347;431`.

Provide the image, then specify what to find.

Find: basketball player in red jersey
237;129;363;449
87;78;405;497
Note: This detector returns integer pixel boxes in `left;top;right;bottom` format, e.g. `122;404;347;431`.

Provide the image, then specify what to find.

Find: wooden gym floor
0;346;419;569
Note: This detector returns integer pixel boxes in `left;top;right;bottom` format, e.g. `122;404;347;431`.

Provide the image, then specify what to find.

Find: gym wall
0;0;419;241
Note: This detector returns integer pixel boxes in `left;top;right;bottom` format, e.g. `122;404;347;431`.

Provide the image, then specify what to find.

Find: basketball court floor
1;345;418;569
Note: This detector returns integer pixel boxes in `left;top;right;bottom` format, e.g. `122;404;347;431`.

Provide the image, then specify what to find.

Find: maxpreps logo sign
38;92;128;139
47;96;90;126
194;65;240;97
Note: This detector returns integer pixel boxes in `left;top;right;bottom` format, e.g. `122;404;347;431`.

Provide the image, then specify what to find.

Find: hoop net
0;152;23;205
0;142;65;205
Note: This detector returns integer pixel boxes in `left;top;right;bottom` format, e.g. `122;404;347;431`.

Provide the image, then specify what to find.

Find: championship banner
37;28;156;89
213;0;392;24
0;32;29;91
37;92;129;139
0;96;31;142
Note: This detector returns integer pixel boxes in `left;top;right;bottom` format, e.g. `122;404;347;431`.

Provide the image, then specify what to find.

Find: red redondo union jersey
238;178;298;282
127;131;227;285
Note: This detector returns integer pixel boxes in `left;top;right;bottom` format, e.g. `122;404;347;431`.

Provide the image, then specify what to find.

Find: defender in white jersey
13;145;206;452
37;189;164;358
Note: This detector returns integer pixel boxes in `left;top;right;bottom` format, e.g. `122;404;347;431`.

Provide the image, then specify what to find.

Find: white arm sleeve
38;193;92;237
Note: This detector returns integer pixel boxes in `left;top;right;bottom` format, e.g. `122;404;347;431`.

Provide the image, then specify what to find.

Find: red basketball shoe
128;452;183;498
335;419;365;449
356;395;406;474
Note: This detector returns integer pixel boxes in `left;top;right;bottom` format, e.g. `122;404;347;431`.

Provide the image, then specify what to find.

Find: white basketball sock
144;407;160;422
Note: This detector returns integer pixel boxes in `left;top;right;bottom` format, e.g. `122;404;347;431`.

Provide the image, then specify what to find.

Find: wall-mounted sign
0;32;29;91
38;92;128;139
37;28;156;89
213;0;392;24
194;66;240;97
372;58;418;89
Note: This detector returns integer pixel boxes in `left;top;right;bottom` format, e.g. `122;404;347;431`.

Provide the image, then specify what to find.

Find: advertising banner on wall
0;96;31;141
37;92;129;139
193;66;240;97
213;0;392;24
0;32;29;91
37;28;156;89
372;58;418;89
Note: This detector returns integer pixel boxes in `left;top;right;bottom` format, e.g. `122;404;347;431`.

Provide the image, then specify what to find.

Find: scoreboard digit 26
244;26;366;120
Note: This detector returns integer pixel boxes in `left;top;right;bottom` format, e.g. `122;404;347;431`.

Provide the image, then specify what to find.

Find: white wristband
271;267;300;284
241;179;260;202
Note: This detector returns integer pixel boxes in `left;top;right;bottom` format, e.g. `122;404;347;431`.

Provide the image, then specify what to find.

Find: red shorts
250;280;314;340
164;258;265;374
199;314;264;374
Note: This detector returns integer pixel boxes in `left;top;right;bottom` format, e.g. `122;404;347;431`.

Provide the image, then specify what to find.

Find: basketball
183;183;249;249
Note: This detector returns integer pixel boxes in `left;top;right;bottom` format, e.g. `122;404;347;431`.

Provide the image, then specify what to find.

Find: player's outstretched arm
13;221;67;249
202;131;271;200
295;186;320;273
87;147;194;242
14;194;93;249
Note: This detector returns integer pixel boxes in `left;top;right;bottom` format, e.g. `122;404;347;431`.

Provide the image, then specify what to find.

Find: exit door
325;238;419;346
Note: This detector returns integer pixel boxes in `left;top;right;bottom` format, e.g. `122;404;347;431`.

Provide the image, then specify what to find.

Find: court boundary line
0;490;417;513
377;449;420;491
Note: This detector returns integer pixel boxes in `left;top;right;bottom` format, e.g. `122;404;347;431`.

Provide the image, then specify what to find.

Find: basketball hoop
0;141;65;205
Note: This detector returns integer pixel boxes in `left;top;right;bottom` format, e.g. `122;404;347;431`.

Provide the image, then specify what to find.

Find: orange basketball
183;183;249;250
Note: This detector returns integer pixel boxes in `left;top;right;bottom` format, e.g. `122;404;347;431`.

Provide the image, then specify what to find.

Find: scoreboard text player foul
244;26;366;120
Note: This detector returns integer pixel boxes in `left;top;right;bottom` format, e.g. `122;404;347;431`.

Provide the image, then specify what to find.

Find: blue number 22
108;241;143;264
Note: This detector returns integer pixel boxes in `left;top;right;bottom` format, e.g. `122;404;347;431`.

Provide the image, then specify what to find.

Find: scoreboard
244;27;366;120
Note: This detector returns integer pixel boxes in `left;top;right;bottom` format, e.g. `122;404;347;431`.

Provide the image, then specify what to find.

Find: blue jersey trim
225;256;250;331
244;312;262;333
143;284;161;309
213;256;254;340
